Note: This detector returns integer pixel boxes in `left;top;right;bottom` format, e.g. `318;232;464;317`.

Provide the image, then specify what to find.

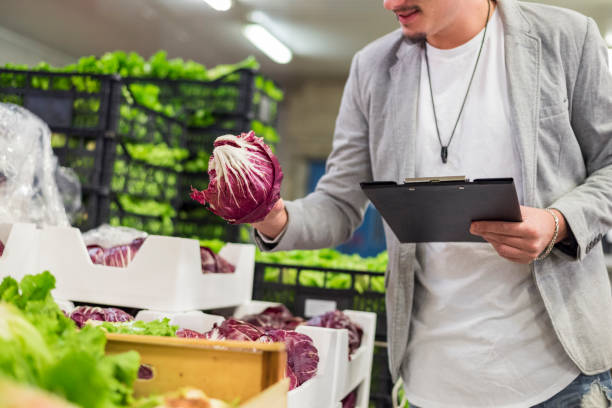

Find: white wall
0;25;75;66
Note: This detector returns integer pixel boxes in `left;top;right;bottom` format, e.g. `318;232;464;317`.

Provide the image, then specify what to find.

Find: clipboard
360;176;522;243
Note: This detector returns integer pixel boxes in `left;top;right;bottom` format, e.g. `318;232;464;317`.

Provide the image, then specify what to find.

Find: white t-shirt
402;9;579;408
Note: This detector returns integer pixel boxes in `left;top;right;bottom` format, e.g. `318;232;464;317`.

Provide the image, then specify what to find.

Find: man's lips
397;9;420;25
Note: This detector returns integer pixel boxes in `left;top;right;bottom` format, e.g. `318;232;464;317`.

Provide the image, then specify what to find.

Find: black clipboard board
360;176;522;243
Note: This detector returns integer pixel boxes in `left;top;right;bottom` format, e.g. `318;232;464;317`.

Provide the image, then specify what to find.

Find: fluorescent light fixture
203;0;232;11
243;24;293;64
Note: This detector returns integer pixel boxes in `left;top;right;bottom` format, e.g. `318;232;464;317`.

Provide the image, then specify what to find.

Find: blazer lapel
389;40;422;182
499;0;541;206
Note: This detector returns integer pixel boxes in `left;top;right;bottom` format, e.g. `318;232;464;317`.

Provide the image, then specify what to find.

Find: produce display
87;237;236;273
256;247;387;294
1;51;283;241
2;51;282;133
190;131;283;224
239;307;363;359
0;272;140;408
178;318;319;391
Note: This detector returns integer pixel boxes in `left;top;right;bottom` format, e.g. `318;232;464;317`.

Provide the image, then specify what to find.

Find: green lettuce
96;318;178;337
0;272;140;408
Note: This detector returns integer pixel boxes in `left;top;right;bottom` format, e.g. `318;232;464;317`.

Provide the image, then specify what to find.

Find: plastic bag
0;103;69;227
55;166;82;224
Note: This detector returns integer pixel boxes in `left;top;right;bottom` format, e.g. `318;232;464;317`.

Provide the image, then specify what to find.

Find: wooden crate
105;333;287;405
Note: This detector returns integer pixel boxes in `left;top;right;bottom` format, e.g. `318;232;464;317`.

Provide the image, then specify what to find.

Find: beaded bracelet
535;208;559;261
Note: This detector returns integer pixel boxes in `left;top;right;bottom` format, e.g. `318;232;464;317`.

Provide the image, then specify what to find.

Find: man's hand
470;206;568;264
251;199;288;240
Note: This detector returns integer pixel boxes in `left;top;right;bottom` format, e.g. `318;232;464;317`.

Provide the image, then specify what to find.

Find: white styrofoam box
54;299;75;314
0;223;40;281
38;226;255;311
234;301;376;408
135;309;224;333
336;310;377;408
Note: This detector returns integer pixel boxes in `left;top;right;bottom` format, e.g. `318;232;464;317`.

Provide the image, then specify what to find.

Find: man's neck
427;0;496;49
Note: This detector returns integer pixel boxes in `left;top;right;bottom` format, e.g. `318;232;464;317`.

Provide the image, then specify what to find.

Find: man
252;0;612;406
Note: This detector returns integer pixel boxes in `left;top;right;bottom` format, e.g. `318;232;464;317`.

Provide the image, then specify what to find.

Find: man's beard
404;32;427;43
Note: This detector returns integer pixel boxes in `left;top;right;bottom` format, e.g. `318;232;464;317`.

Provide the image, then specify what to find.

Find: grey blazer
258;0;612;381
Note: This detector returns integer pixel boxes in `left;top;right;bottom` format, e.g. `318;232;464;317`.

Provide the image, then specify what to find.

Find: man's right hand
251;199;288;240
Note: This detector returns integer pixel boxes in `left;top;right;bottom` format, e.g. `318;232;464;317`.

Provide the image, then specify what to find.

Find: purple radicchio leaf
190;131;283;224
263;329;319;388
69;306;133;328
241;305;304;331
200;246;235;274
202;318;265;342
342;389;358;408
176;328;206;338
87;237;145;267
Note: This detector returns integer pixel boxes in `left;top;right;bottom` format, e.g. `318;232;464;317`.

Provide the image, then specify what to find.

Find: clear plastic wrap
0;103;69;227
54;166;82;224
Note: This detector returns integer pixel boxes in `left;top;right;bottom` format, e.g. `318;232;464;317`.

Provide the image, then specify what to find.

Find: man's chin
403;30;427;43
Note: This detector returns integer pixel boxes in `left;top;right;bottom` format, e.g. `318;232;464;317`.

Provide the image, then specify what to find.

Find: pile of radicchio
307;310;363;358
69;306;134;328
178;318;319;390
259;329;319;390
87;238;145;268
190;131;283;224
240;304;304;331
87;238;234;273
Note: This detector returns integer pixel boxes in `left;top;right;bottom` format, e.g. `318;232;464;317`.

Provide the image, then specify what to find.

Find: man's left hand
470;206;568;264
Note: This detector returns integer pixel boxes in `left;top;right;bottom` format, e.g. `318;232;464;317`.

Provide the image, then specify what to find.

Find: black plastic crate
108;195;175;236
0;69;118;131
253;262;387;340
101;99;187;201
109;144;180;202
174;201;240;242
122;69;281;130
369;344;394;408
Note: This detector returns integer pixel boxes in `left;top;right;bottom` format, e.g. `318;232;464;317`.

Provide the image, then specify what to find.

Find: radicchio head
190;131;283;224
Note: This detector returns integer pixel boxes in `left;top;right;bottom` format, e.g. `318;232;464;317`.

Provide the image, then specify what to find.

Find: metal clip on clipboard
404;176;468;184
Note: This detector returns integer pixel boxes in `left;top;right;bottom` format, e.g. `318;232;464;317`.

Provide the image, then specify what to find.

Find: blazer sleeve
254;51;372;252
551;17;612;260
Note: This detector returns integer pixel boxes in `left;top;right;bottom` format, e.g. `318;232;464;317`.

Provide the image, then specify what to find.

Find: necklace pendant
441;146;448;164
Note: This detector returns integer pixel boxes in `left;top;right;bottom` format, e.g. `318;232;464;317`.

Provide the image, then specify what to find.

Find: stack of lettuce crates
0;57;282;243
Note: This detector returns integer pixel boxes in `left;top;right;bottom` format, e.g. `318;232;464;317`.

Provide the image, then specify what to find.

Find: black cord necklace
424;0;492;164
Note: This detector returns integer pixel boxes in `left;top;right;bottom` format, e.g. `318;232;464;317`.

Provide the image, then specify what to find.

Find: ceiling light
203;0;232;12
606;32;612;47
243;24;293;64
